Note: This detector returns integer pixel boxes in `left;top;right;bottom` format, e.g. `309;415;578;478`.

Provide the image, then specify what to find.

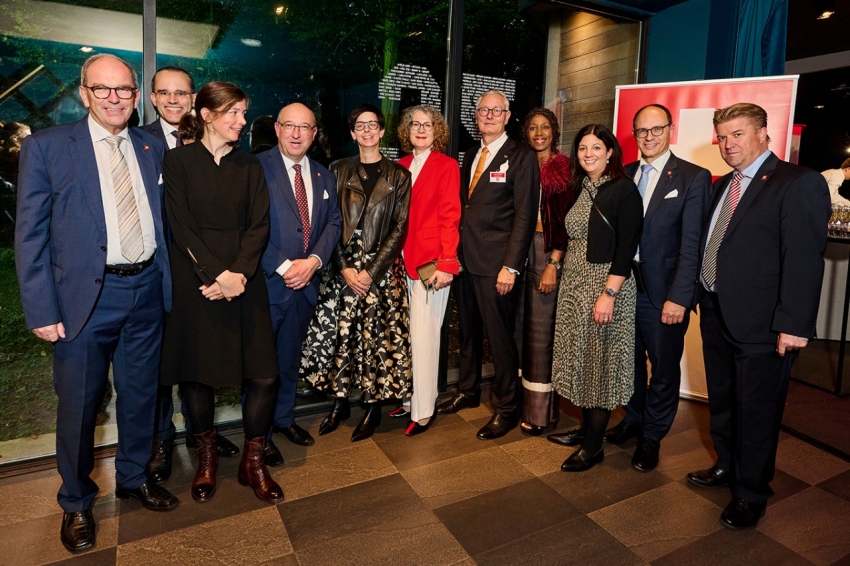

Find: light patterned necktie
468;146;489;197
293;163;311;252
702;171;744;288
636;163;653;199
105;136;144;263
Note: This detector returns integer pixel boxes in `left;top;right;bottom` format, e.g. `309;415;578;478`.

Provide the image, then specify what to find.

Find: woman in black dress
301;103;412;442
161;81;283;503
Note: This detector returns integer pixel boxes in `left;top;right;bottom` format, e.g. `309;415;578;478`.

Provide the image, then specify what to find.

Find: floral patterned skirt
300;230;412;401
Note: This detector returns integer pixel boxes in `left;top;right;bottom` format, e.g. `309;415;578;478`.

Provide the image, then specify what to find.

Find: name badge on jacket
490;172;506;183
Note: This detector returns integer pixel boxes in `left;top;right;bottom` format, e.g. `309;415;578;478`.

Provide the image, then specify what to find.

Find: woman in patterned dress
300;103;412;442
548;123;643;472
519;107;576;436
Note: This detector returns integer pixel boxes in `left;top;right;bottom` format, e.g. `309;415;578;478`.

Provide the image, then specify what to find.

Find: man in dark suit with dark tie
687;102;829;529
15;54;179;553
436;89;539;439
258;103;342;464
604;104;710;472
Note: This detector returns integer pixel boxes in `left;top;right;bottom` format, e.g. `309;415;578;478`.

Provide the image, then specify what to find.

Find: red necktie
293;163;311;252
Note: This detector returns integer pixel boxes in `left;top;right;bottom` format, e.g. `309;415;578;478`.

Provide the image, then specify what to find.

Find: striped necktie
702;171;744;289
105;136;144;263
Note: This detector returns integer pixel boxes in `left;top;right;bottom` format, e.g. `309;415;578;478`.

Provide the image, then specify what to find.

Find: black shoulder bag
585;186;646;293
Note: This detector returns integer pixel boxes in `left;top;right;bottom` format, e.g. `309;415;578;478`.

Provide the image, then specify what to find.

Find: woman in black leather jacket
300;103;413;442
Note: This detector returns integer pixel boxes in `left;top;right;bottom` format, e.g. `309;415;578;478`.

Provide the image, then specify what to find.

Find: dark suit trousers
699;294;794;506
154;384;189;440
52;267;163;512
456;271;520;415
269;292;314;432
624;292;689;440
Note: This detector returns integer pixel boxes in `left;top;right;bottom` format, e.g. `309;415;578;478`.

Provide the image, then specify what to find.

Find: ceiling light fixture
79;46;93;53
815;105;825;109
274;6;286;16
240;38;262;47
817;10;834;19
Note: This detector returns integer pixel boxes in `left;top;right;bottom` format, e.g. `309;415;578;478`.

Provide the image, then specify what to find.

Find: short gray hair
475;89;510;111
80;54;139;90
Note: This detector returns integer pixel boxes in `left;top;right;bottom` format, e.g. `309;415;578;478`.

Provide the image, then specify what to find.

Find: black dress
160;142;278;387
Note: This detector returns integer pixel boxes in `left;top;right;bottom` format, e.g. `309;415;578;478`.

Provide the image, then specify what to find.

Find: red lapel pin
761;175;768;181
317;172;321;177
144;145;150;151
667;170;673;177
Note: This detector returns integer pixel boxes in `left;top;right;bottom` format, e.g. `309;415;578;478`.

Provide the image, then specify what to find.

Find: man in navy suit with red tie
604;104;710;472
258;103;342;464
15;54;179;553
688;103;830;529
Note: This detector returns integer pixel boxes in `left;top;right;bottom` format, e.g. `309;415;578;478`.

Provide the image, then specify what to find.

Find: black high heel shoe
388;406;411;418
351;402;382;442
318;397;351;436
404;417;432;437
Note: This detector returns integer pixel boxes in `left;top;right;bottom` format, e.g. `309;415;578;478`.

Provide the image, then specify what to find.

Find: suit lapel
413;153;437;198
726;153;778;237
69;118;106;236
266;152;302;220
129;128;162;226
365;157;395;212
644;155;678;221
308;157;324;228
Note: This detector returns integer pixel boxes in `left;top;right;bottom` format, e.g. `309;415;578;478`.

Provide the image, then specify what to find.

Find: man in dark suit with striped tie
689;103;830;529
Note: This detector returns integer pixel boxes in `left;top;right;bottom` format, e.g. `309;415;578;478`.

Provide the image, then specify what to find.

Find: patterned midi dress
551;177;636;409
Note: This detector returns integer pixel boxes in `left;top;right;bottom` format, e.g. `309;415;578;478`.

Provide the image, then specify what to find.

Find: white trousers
406;275;451;422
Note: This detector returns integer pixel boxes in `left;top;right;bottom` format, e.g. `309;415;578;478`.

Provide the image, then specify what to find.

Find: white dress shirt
89;116;156;264
633;149;672;213
409;147;431;185
159;117;179;150
275;153;322;275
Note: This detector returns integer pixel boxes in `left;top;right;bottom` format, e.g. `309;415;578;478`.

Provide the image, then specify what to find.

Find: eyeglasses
408;121;433;132
354;120;380;131
633;124;670;138
154;89;192;97
278;121;316;133
476;107;506;117
84;85;138;100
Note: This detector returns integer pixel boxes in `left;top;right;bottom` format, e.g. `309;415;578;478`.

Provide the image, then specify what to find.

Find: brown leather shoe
191;430;218;502
238;437;285;503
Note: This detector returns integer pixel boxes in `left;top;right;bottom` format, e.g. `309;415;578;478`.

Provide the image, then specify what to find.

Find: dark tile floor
2;394;850;566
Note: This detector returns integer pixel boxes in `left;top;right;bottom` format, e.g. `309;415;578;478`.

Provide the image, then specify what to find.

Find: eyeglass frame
83;85;139;100
154;89;193;98
277;121;317;133
476;107;507;117
354;120;381;131
408;121;433;132
632;123;671;138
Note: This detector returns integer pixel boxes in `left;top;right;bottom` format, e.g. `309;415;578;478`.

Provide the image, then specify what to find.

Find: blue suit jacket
257;149;342;306
15;117;172;341
626;153;711;311
141;119;168;146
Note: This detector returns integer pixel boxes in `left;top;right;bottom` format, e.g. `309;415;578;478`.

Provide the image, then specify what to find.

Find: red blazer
398;151;461;279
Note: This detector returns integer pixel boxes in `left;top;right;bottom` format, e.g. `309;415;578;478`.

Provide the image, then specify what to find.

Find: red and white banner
614;76;799;178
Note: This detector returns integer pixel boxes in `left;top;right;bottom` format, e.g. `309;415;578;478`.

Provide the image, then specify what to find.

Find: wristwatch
546;258;562;271
604;287;618;298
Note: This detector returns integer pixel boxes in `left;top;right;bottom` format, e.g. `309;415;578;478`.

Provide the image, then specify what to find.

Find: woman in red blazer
395;105;461;435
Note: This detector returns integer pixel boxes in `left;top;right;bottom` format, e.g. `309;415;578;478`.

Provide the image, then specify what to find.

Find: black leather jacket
330;155;411;283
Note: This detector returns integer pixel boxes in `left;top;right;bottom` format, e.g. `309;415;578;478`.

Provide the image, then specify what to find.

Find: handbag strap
585;186;615;234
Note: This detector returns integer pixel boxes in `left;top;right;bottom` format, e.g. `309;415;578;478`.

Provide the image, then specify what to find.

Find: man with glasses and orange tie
15;53;179;553
437;89;538;439
257;103;341;463
689;102;829;529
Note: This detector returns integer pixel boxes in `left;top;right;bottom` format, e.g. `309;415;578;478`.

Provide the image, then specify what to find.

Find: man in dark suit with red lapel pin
605;104;711;472
436;89;539;439
258;103;342;464
687;102;830;529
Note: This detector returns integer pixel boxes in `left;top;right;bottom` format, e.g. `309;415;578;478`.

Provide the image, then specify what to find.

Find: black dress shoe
276;423;315;446
476;413;517;440
435;393;480;415
146;438;174;484
351;403;382;442
547;428;585;447
520;422;546;437
720;497;765;529
604;420;640;444
185;430;240;457
561;448;604;472
388;406;411;418
115;481;179;511
687;465;730;488
60;509;95;553
319;397;351;436
631;438;660;472
263;438;285;467
404;418;432;436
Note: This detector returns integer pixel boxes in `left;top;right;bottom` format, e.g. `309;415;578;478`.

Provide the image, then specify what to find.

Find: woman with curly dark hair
547;123;642;472
518;108;577;436
391;105;461;436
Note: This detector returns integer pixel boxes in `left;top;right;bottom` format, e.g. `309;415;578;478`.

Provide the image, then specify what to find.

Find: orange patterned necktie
468;146;489;197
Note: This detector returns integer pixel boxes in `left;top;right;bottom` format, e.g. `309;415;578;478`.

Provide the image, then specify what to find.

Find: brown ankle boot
191;430;217;502
238;437;284;503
